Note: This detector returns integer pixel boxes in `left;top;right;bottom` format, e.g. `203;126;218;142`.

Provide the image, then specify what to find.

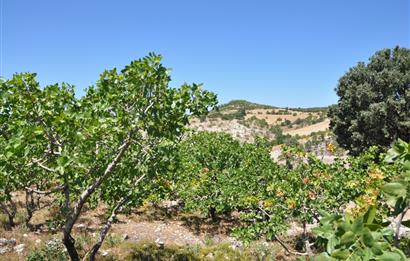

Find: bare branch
85;198;126;261
32;159;57;172
84;173;146;260
257;207;309;256
395;201;410;247
274;234;309;256
143;101;155;114
25;185;66;195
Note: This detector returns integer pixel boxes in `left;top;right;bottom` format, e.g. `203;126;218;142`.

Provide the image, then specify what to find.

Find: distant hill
216;99;329;112
217;100;277;111
190;100;331;145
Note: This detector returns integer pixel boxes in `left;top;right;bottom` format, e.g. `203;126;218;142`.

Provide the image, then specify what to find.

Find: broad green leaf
361;228;374;247
371;242;383;255
351;216;364;234
326;236;338;253
340;231;356;245
376;251;404;261
363;205;376;224
382;183;406;197
330;249;350;259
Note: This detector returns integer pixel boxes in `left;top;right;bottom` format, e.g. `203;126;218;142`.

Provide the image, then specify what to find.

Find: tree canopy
329;46;410;155
0;53;217;260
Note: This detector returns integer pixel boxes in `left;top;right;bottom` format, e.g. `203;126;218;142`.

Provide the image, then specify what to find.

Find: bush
243;116;269;128
27;241;68;261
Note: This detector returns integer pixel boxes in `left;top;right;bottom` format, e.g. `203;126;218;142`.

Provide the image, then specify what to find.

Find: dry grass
284;119;330;136
189;106;327;143
246;108;318;125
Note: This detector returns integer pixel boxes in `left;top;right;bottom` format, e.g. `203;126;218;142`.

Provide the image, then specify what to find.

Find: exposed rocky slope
189;100;330;143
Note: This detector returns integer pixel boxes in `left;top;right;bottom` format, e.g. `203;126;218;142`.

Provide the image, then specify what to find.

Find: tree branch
257;207;309;256
25;184;66;195
64;135;133;236
28;158;57;172
395;201;410;247
274;234;309;256
86;173;146;260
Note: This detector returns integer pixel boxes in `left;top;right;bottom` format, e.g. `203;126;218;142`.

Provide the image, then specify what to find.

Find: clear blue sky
1;0;409;107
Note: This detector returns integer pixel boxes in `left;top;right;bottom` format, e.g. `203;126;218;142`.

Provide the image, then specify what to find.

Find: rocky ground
1;196;409;260
0;200;287;260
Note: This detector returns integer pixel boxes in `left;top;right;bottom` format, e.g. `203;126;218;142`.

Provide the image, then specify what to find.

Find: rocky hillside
190;100;330;143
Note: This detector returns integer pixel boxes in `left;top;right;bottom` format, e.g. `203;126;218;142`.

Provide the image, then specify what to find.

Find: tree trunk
286;158;293;170
0;201;17;229
62;138;132;260
88;175;146;260
302;221;313;256
25;190;35;225
7;212;15;228
209;207;217;222
63;229;80;261
89;203;123;261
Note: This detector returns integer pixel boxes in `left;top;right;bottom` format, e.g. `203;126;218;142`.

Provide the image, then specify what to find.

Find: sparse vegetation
217;100;276;111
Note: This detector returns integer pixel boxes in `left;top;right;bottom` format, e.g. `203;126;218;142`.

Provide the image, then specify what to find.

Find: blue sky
1;0;409;107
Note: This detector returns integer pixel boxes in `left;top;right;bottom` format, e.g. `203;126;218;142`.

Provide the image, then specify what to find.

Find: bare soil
284;119;330;136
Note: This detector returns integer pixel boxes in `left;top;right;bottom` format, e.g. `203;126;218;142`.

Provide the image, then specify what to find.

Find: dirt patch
246;109;318;125
113;220;204;246
284;119;330;136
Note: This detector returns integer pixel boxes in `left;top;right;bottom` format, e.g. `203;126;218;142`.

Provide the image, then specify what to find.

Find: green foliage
382;140;410;251
270;125;299;146
400;237;410;257
280;119;292;127
310;140;410;260
268;109;291;115
382;139;410;229
0;72;78;226
27;241;68;261
174;132;245;218
0;53;217;258
329;46;410;155
175;132;396;244
293;114;326;128
291;107;329;113
208;107;247;121
217;100;276;110
302;131;328;153
243;116;269;128
311;209;408;261
131;242;200;261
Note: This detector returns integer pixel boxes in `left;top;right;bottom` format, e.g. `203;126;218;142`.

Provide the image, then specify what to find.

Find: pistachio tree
0;53;217;260
309;140;410;260
0;73;77;228
174;132;244;221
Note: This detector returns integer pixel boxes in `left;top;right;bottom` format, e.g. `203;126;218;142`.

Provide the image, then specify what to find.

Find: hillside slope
190;100;330;143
